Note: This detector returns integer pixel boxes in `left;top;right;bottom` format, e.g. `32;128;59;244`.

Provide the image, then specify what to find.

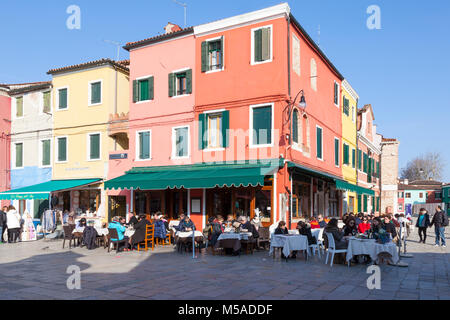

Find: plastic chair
324;232;349;267
317;228;325;254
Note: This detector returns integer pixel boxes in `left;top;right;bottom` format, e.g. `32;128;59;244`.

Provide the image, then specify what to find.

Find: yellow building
48;59;129;219
341;79;359;213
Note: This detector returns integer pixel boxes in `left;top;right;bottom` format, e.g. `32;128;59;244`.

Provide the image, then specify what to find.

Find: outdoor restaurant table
346;238;399;264
215;232;253;252
269;234;310;258
72;227;134;237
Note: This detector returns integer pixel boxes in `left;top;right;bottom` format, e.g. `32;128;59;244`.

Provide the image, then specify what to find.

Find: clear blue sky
1;0;449;181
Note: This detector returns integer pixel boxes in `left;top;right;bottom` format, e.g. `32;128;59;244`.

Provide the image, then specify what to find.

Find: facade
48;59;129;219
8;82;53;217
340;80;358;214
378;137;400;215
397;179;443;216
0;85;11;207
356;104;381;215
442;184;450;216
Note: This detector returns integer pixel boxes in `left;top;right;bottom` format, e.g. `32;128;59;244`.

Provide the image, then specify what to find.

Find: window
363;153;368;173
58;88;68;110
14;143;23;168
16;96;23;118
251;104;273;147
88;133;101;160
292;34;300;76
133;76;154;102
419;193;423;198
41;139;51;167
201;37;224;72
310;59;317;91
252;26;272;64
173;126;189;158
343;143;350;165
207;114;222;149
137;131;151;160
89;81;102;105
316;126;323;160
334;82;340;106
406;193;411;199
352;106;355;122
343;96;350;116
357;149;362;170
435;192;442;200
57;137;67;162
199;111;229;150
334;138;339;167
169;70;192;97
293;109;299;144
42;91;51;113
352;149;356;168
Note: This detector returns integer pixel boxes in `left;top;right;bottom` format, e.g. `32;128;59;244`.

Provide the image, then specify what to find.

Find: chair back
145;224;154;240
63;225;75;238
108;228;119;240
318;228;325;241
258;227;270;240
325;232;336;250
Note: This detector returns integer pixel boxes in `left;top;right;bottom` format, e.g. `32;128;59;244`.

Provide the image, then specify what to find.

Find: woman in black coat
415;209;431;244
130;215;152;248
297;221;317;245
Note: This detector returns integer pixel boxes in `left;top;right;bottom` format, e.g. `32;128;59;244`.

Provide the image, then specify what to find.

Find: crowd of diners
272;212;409;262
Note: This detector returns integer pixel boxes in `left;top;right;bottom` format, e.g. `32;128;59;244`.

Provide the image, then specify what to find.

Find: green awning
335;180;375;196
0;179;102;200
105;160;282;191
287;161;343;182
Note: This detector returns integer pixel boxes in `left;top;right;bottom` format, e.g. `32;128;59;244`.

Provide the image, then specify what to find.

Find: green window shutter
363;153;368;173
198;114;206;150
221;110;229;148
201;41;208;72
139;132;150;159
58;138;67;162
16;97;23;117
343;144;349;165
59;89;67;109
334;139;339;166
90;134;100;160
254;29;262;62
148;76;154;100
176;127;188;157
261;27;271;61
292;110;298;144
368;158;372;183
334;83;338;105
139;79;149;101
352;149;356;168
372;196;375;212
377;161;380;178
358;149;362;170
42;140;50;166
357;194;362;212
220;36;224;68
15;143;23;167
43;92;51;113
133;80;139;102
168;73;175;97
376;197;380;211
252;106;272;145
316;127;322;159
91;82;101;104
363;195;368;212
186;69;192;94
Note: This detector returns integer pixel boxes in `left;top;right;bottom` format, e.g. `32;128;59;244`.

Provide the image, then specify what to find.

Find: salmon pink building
0;85;11;206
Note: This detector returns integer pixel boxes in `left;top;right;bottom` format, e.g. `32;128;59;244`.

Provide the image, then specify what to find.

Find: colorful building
397;179;443;216
0;85;11;207
442;184;450;216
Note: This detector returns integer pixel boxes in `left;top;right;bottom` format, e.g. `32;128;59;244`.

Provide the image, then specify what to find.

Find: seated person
225;214;236;227
274;221;289;235
358;216;371;234
130;214;152;250
382;215;397;239
210;216;225;247
76;218;87;230
343;218;358;236
153;215;167;240
324;218;348;250
128;212;139;226
369;217;383;238
239;216;259;239
108;217;130;251
309;217;321;229
355;213;363;226
178;216;195;232
174;213;186;232
297;221;317;245
317;215;326;228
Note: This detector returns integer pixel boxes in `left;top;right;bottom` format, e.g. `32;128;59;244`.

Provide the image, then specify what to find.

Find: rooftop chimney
164;22;182;34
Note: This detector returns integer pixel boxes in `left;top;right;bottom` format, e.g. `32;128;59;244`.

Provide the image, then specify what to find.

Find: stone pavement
0;225;448;300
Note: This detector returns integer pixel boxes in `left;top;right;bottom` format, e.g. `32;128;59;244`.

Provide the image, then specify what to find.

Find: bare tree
401;152;446;181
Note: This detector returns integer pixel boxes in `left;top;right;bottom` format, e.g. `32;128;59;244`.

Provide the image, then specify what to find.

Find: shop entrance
109;196;127;220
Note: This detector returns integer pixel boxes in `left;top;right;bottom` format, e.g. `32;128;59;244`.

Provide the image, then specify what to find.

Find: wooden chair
138;224;155;251
241;238;256;255
62;225;76;249
257;227;270;250
156;231;172;246
107;228;128;253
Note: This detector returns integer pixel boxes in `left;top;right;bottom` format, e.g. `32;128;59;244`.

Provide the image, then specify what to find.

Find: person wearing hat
416;208;430;244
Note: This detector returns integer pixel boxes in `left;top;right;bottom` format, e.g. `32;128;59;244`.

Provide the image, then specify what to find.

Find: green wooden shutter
363;195;368;212
90;134;100;160
292;110;298;144
198;114;206;150
220;36;224;68
254;29;262;62
15;143;23;167
42;140;50;166
43;92;51;113
59;89;67;109
186;69;192;94
253;106;272;145
368;157;372;183
377;161;380;178
357;194;362;212
261;27;270;61
372;196;375;212
363;153;367;173
352;149;356;168
316;127;322;159
91;82;101;104
201;41;208;72
176;127;188;157
139;79;149;101
58;138;67;162
133;80;139;102
358;149;362;170
334;82;338;105
168;73;175;97
149;76;154;100
334;139;339;166
16;97;23;117
343;144;349;165
139;132;150;159
222;110;229;148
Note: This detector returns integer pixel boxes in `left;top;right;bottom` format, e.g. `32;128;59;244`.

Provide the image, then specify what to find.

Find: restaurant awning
105;160;283;191
0;179;103;200
335;180;375;196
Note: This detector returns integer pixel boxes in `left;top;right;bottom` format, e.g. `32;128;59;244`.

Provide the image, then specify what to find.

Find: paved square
0;227;448;300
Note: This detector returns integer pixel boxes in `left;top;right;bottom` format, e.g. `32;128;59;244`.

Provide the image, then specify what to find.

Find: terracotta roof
124;27;194;51
8;81;52;96
382;138;397;142
47;58;129;75
398;183;441;191
409;180;442;186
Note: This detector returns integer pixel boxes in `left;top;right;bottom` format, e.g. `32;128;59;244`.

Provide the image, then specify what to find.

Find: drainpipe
286;13;292;228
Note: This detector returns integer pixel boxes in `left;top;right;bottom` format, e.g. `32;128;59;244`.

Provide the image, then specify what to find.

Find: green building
443;184;450;216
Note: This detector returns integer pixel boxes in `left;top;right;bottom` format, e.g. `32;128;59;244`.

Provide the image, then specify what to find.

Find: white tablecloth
176;231;203;238
269;234;310;257
346;238;399;264
217;232;253;241
74;227;135;237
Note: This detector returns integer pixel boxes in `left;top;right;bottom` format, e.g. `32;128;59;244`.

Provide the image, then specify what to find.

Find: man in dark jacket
415;208;431;243
430;206;447;247
0;206;7;243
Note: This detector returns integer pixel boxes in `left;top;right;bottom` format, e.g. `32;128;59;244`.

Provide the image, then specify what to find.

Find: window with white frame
58;88;68;110
89;81;102;105
251;104;273;146
169;70;192;97
333;82;340;106
42;91;51;113
88;133;101;160
207;113;222;149
201;37;224;72
252;26;272;64
173;126;189;158
57;137;68;162
41;139;51;167
137;131;151;160
14;142;23;168
316;126;323;160
16;96;24;118
292;34;300;76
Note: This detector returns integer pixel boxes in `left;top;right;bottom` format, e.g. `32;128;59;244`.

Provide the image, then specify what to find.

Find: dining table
346;237;399;264
269;234;310;259
214;232;253;253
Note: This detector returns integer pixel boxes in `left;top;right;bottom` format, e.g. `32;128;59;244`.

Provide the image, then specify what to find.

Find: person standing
0;206;7;243
415;208;431;244
6;205;21;243
429;206;448;248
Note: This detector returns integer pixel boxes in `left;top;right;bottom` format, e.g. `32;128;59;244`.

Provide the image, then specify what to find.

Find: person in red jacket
358;216;371;234
309;217;321;229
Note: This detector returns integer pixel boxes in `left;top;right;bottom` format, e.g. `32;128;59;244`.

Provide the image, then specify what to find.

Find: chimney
164;22;182;34
403;179;409;185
